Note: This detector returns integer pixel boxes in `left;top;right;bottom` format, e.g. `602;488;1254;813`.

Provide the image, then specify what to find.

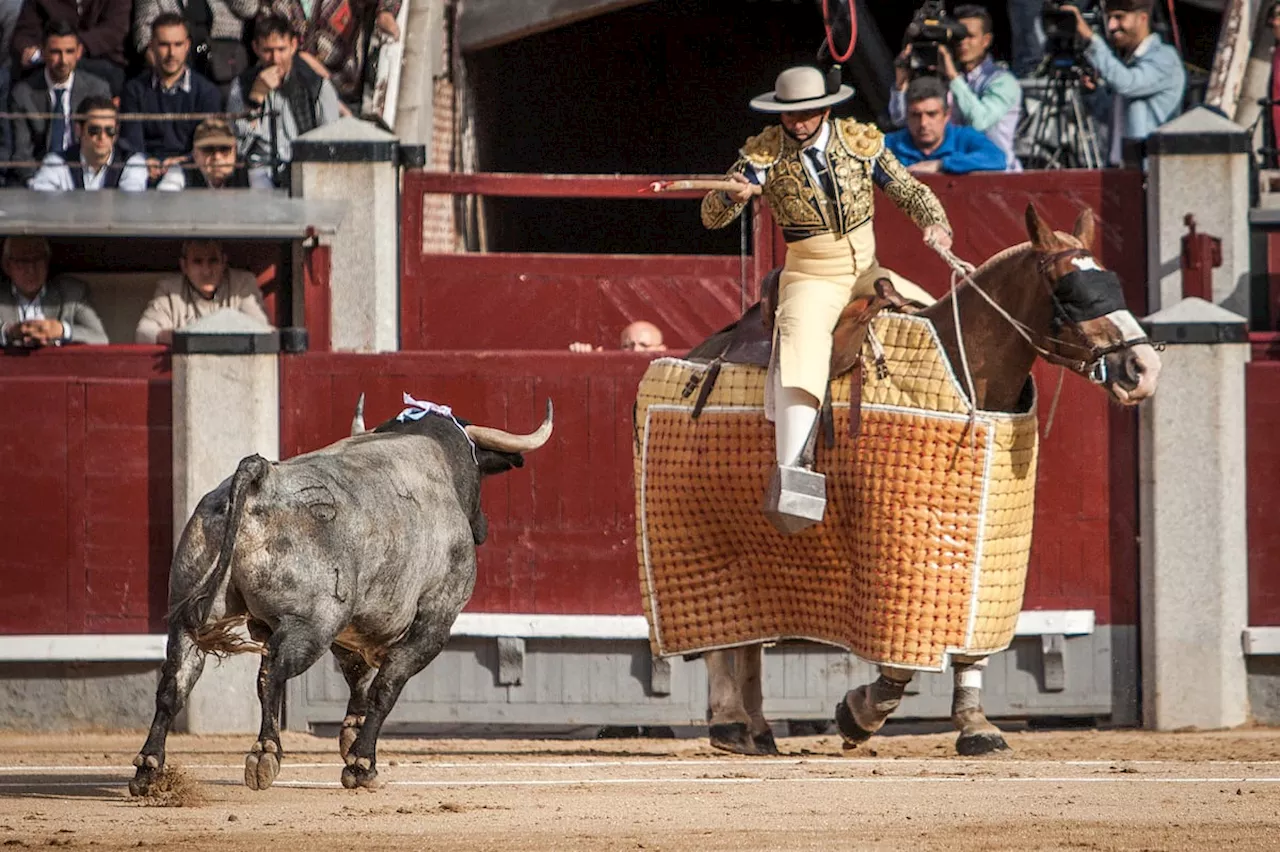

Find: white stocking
775;385;819;466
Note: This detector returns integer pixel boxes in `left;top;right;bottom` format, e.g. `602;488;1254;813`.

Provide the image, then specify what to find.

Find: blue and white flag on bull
397;392;478;463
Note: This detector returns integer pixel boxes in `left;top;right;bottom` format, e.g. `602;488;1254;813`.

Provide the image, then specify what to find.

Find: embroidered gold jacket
700;119;950;242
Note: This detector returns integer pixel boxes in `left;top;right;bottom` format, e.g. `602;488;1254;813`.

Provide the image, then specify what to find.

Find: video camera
1040;2;1102;73
903;1;968;79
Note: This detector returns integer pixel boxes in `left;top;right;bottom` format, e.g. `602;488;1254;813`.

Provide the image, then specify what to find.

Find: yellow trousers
775;226;935;402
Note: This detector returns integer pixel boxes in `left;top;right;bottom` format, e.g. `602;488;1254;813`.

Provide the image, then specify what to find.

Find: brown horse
696;203;1161;756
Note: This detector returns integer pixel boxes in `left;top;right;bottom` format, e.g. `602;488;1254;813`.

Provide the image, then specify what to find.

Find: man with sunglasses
157;117;273;189
30;94;147;190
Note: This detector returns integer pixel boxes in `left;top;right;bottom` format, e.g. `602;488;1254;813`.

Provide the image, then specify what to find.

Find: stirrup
762;463;827;535
763;411;826;535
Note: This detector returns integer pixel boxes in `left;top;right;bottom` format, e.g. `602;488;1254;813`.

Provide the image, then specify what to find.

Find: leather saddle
682;268;922;443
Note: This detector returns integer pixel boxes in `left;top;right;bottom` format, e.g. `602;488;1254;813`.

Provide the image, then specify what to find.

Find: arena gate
282;169;1149;732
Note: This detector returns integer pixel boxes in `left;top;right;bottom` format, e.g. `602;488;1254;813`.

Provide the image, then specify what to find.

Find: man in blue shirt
885;76;1007;175
1065;0;1185;166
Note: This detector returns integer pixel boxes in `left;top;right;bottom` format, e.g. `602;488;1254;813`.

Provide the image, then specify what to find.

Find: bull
129;396;553;794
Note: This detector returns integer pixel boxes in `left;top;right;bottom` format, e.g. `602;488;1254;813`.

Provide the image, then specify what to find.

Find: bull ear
1024;203;1056;251
1072;208;1096;251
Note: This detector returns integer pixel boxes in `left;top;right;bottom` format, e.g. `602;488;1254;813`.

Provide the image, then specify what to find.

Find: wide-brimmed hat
749;66;854;113
192;119;236;149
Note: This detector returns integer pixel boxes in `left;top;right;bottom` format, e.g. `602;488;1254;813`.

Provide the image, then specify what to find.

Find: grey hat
749;66;854;113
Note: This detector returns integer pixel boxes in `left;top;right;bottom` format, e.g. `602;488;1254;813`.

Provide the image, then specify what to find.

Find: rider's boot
763;386;826;535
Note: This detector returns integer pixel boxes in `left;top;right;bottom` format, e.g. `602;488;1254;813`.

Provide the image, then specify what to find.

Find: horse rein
933;243;1153;386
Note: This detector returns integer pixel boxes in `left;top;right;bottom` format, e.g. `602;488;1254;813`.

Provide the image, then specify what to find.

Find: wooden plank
1248;358;1280;626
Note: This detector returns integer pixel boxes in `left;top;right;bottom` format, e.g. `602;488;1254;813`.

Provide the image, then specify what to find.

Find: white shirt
741;121;833;190
0;285;73;344
45;69;74;152
157;163;277;191
1109;34;1158;167
30;148;150;192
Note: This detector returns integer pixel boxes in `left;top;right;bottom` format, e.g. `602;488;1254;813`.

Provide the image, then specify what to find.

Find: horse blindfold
1052;269;1126;325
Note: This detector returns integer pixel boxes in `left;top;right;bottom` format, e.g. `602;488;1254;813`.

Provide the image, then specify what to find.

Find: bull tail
170;454;272;636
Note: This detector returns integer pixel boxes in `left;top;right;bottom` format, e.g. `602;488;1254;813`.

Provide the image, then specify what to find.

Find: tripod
1017;61;1103;170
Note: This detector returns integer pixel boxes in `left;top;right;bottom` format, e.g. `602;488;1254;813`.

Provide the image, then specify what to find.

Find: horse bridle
1026;246;1157;385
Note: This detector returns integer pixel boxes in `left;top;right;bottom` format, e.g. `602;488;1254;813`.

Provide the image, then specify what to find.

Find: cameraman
890;5;1021;171
1065;0;1185;166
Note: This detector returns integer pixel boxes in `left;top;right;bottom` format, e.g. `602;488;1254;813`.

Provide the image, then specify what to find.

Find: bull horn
351;393;366;436
465;399;554;453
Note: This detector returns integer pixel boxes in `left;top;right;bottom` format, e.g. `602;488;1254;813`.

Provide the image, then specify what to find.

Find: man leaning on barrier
30;94;147;190
0;236;109;347
157;118;272;189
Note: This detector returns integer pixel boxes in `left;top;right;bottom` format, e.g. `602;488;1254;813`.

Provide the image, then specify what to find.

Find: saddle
683;268;922;444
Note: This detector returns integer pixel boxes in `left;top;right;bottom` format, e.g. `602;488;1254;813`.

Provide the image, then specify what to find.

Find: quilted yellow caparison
633;313;1040;671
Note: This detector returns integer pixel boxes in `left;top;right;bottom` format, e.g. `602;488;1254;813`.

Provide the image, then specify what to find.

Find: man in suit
0;236;109;347
9;20;110;185
10;0;130;94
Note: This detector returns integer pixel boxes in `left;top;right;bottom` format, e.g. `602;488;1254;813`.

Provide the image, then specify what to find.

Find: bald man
570;321;667;353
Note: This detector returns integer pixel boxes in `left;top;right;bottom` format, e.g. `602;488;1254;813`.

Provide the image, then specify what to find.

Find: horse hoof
752;730;779;756
956;731;1011;756
709;722;756;755
834;698;874;748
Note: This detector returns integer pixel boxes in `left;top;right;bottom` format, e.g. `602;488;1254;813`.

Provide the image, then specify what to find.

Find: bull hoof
834;698;874;748
340;757;381;790
709;722;756;756
128;753;162;797
752;730;779;756
956;731;1011;757
244;741;281;791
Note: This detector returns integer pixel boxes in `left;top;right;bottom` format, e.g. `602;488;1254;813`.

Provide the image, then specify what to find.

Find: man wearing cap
157;118;272;189
1065;0;1185;166
701;65;953;532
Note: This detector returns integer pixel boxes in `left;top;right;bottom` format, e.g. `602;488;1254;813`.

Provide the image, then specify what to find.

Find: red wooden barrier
279;349;1137;621
1248;333;1280;626
0;348;173;634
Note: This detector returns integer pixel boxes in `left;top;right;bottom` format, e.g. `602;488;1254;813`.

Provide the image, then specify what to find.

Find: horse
685;203;1162;756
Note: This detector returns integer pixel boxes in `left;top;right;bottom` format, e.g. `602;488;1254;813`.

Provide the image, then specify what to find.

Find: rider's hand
923;224;953;252
726;172;758;204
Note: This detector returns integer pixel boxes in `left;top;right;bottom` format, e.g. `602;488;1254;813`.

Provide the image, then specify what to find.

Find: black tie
50;88;67;155
805;147;837;200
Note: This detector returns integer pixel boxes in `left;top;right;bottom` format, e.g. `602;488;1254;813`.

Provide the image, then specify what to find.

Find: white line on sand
3;777;1280;790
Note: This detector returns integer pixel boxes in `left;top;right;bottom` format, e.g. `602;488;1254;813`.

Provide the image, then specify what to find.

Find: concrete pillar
1139;298;1251;730
171;309;280;734
291;118;401;352
1146;107;1252;315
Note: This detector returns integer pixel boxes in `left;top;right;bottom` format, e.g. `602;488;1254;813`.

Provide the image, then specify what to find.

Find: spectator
1008;0;1045;79
11;0;130;95
226;14;340;186
1065;0;1185;166
569;321;667;353
266;0;401;108
30;94;147;190
8;20;110;185
132;0;258;96
157;117;273;189
886;76;1007;175
891;5;1022;171
120;13;222;182
135;240;271;344
0;236;109;346
0;0;23;184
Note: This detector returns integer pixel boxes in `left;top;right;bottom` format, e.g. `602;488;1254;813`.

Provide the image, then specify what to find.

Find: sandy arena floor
2;728;1279;851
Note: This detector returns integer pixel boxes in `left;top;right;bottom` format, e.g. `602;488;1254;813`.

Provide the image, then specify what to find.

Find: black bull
129;399;552;794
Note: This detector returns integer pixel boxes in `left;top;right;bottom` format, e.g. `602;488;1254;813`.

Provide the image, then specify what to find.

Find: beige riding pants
775;226;935;402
